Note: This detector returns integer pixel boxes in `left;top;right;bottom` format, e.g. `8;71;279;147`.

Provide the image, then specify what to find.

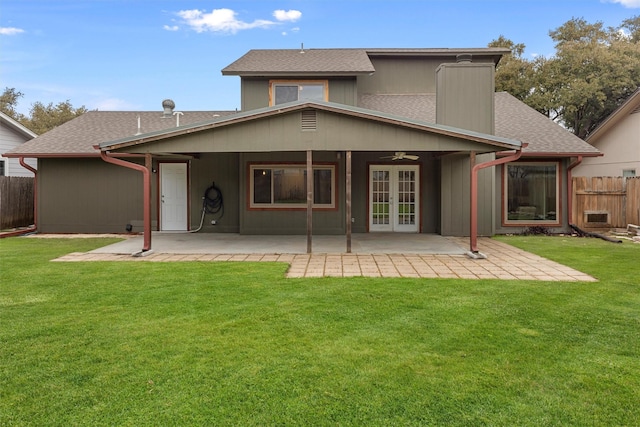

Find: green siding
436;63;495;135
241;79;269;111
37;158;150;233
328;79;358;105
477;153;496;236
189;153;240;233
119;111;503;155
440;153;494;237
357;56;496;95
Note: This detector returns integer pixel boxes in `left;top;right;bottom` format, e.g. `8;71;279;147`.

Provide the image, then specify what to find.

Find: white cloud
281;27;300;36
163;25;179;32
176;8;276;34
0;27;25;36
273;10;302;22
609;0;640;7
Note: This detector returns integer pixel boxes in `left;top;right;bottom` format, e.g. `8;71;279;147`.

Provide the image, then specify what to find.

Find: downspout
97;150;152;254
469;143;527;257
566;156;583;227
19;157;38;231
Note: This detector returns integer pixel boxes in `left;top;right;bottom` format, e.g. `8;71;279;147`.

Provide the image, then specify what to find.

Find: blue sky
1;0;639;115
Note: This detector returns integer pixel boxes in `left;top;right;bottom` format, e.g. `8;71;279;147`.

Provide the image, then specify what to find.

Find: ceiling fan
380;151;420;161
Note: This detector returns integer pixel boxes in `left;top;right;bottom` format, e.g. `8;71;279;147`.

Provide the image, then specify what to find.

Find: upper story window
270;80;328;106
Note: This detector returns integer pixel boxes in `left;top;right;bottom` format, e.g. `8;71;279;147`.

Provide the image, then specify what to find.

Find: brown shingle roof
359;92;601;156
5;111;233;157
222;49;375;76
221;48;510;76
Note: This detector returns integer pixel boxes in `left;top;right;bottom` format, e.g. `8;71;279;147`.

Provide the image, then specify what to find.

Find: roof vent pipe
162;99;175;118
456;54;472;63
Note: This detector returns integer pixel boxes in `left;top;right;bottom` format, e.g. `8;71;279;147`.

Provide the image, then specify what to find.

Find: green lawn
1;236;639;426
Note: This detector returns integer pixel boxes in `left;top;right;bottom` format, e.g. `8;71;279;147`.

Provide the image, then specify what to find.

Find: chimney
435;55;495;135
162;99;175;118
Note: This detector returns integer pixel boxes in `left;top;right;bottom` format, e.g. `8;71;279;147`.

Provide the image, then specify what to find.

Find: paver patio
49;235;597;281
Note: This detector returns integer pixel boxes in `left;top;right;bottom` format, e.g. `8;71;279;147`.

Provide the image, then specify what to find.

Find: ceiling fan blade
380;152;419;161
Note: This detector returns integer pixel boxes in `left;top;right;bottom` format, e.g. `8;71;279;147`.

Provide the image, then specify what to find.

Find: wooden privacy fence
0;176;34;229
572;176;640;229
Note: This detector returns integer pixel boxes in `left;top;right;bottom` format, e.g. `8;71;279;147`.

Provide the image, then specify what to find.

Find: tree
0;87;87;134
489;36;536;102
544;17;640;138
490;17;640;139
21;101;88;135
0;87;27;122
622;15;640;43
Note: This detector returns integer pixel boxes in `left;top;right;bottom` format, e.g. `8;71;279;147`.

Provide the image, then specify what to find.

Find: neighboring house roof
99;100;521;152
0;111;37;139
585;87;640;145
221;48;509;76
4;110;232;157
359;92;601;157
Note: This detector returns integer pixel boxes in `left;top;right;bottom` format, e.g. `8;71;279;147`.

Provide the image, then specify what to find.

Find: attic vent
301;110;317;131
162;99;175;118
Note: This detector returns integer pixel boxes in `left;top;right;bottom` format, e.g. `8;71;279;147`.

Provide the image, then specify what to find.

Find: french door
160;163;188;231
369;165;420;232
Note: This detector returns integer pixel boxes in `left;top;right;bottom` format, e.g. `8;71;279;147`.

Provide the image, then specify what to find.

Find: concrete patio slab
85;232;468;255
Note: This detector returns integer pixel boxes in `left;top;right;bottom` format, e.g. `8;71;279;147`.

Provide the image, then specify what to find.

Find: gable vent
301;110;317;131
632;105;640;114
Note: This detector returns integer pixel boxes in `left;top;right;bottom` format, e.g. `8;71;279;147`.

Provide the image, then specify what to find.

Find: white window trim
249;164;336;209
503;161;561;226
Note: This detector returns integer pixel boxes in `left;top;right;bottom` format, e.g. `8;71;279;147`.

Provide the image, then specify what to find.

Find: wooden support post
346;151;352;253
306;150;313;254
469;151;477;253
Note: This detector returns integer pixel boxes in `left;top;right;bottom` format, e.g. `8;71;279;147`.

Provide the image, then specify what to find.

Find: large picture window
504;162;559;224
250;164;336;209
270;80;328;106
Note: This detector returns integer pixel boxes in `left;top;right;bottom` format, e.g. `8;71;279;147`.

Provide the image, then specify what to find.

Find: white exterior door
160;163;188;231
369;165;419;232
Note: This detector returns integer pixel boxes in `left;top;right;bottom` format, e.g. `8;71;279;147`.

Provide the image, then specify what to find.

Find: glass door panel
370;165;419;232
